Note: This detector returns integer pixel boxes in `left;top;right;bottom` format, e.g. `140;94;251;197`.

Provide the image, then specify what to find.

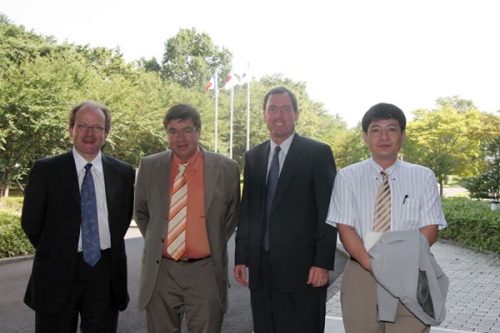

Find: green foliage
333;125;370;169
137;57;161;73
0;196;33;258
403;97;485;196
463;135;500;200
440;198;500;254
161;28;232;90
0;212;34;257
0;196;23;211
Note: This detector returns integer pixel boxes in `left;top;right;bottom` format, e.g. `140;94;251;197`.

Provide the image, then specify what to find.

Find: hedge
440;198;500;254
0;210;34;258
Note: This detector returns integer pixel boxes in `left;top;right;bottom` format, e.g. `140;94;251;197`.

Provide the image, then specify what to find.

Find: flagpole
229;85;234;159
225;71;238;159
246;73;251;151
214;72;219;153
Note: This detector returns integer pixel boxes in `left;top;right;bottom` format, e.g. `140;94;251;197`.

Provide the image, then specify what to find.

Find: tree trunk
3;167;10;197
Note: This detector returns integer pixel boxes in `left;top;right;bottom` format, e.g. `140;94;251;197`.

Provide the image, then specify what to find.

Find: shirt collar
173;146;201;166
369;157;400;180
72;148;103;173
270;132;295;155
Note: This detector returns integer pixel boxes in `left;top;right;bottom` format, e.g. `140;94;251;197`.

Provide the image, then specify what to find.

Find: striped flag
205;74;216;90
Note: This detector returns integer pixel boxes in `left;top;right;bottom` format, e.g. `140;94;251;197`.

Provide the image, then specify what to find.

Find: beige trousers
145;257;223;333
340;259;430;333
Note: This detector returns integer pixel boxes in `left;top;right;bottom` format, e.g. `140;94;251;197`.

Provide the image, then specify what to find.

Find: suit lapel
259;141;271;185
258;142;272;220
204;150;219;213
156;151;173;219
60;152;81;205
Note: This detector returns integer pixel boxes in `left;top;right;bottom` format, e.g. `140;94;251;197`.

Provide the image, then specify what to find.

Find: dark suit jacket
134;148;240;311
21;151;135;315
235;134;337;293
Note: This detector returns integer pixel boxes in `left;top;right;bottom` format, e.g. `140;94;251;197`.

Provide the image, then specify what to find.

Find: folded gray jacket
369;230;449;326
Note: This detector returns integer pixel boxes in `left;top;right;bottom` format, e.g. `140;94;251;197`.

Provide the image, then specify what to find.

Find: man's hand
307;266;329;287
234;264;248;287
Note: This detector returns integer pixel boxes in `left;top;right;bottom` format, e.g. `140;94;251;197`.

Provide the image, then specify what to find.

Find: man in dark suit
21;101;135;332
234;87;338;333
134;104;240;332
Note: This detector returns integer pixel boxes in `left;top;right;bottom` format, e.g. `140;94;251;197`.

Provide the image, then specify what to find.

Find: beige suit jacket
134;148;240;311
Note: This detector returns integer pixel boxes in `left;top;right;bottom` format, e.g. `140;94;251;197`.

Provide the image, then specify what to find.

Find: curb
0;254;33;265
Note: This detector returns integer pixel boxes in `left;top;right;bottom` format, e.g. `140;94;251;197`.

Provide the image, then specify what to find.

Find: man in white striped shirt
326;103;447;332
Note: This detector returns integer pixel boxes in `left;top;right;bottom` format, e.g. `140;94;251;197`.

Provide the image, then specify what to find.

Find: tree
333;126;370;169
0;51;102;196
463;138;500;200
0;19;86;196
403;97;483;196
137;57;161;73
160;28;232;89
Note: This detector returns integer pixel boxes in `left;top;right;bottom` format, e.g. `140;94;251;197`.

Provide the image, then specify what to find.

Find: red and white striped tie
166;163;188;260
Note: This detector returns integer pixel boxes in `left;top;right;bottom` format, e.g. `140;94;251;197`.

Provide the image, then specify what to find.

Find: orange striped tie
166;162;188;260
373;171;391;233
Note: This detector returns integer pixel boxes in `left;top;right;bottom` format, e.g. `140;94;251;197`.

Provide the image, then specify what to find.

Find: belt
166;256;211;264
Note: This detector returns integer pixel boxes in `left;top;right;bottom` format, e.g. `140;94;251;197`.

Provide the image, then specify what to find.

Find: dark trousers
35;250;119;333
250;251;327;333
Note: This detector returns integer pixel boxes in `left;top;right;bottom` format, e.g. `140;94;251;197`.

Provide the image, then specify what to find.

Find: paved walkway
325;240;500;332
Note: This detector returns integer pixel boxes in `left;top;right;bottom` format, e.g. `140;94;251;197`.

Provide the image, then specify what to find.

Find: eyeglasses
167;127;197;136
76;124;105;133
266;106;294;114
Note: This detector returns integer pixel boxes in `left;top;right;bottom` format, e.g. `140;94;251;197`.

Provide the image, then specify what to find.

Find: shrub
440;198;500;254
0;196;24;211
0;210;34;258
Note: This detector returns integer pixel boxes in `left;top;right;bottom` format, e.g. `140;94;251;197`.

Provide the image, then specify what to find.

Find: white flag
224;72;239;90
239;71;249;85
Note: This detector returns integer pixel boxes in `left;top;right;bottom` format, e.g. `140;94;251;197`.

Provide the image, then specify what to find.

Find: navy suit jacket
235;134;337;293
21;151;135;315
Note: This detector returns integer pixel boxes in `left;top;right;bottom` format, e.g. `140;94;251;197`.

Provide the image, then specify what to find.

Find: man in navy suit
234;87;338;333
21;101;135;332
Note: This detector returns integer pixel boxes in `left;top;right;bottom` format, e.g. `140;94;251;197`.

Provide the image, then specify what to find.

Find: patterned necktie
81;163;101;267
166;162;188;260
263;146;281;250
373;171;391;233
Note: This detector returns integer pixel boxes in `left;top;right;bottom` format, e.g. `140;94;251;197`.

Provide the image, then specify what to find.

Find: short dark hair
362;103;406;133
69;100;111;133
262;87;298;113
163;104;202;130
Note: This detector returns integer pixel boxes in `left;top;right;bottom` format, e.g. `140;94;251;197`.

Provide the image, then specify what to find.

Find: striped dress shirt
326;158;447;243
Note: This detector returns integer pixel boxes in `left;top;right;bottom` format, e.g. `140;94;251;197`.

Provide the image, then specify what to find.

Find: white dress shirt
73;148;111;251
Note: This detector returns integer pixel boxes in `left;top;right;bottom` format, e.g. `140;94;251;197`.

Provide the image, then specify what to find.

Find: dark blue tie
81;163;101;267
263;146;281;251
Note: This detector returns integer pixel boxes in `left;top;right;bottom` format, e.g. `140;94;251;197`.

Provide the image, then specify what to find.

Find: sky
1;0;499;127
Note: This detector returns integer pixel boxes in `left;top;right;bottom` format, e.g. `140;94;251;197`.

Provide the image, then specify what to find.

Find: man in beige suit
134;104;241;333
